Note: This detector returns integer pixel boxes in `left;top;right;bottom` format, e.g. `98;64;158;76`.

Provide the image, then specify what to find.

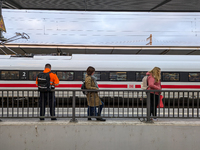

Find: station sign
0;15;6;32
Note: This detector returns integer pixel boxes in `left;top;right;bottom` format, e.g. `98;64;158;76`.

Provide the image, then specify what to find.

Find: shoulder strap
86;76;92;88
88;76;92;84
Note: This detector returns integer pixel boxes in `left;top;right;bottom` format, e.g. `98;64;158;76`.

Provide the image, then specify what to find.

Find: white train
0;54;200;91
0;54;199;101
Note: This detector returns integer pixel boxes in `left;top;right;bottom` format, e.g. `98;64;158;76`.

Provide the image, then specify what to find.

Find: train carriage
0;54;200;101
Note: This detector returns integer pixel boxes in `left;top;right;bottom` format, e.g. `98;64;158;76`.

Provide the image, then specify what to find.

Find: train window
1;71;19;80
57;72;74;81
74;71;83;81
136;72;146;81
109;72;127;81
162;73;179;81
83;72;101;80
189;73;200;81
29;71;41;80
101;71;109;81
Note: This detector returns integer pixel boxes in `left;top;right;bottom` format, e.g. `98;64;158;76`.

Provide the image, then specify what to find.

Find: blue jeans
87;101;104;117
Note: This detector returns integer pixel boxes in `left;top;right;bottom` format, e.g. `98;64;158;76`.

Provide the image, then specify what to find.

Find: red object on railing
157;95;164;108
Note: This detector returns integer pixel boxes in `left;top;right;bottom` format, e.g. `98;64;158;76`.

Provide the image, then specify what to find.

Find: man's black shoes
96;118;106;121
87;118;106;121
39;118;57;121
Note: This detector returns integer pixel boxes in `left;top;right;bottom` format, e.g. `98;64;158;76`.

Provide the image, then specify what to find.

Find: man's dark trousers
39;91;56;117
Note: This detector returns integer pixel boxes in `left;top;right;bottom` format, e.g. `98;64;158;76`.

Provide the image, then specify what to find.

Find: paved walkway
0;118;200;126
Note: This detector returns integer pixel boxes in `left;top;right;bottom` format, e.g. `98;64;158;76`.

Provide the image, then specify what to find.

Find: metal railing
0;89;199;123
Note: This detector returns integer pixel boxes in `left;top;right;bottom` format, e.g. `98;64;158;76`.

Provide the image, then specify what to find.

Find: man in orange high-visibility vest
36;63;59;121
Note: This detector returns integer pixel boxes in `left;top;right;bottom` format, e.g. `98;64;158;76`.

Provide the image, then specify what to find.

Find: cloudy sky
2;9;200;46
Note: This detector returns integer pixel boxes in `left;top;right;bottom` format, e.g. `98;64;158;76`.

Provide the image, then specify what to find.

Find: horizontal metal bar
1;89;200;92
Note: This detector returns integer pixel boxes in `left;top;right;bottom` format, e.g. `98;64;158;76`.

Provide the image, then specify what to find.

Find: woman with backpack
85;66;106;121
146;67;162;121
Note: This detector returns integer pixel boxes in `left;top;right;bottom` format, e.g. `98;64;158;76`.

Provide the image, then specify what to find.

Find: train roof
0;54;199;71
2;54;200;61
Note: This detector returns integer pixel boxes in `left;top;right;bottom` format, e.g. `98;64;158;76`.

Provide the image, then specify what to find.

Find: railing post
0;92;1;120
146;91;153;123
70;91;78;123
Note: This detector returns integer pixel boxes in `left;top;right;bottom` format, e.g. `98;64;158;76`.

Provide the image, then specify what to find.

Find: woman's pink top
146;72;161;95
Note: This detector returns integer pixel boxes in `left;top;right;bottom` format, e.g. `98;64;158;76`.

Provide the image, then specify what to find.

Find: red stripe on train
0;84;127;88
0;84;37;87
58;84;127;88
58;84;81;88
99;84;127;88
162;85;200;89
135;85;200;89
135;85;141;88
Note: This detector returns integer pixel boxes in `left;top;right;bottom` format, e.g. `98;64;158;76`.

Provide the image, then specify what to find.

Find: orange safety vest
36;68;59;86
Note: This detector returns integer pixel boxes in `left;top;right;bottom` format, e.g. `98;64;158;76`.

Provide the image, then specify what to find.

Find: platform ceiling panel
138;50;166;54
16;48;57;54
85;49;113;54
157;0;200;12
164;50;194;55
3;0;200;12
112;49;139;54
61;49;86;55
188;50;200;55
0;48;25;55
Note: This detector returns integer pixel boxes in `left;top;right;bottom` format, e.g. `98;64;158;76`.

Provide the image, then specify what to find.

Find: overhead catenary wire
1;44;17;55
0;47;7;55
0;32;30;55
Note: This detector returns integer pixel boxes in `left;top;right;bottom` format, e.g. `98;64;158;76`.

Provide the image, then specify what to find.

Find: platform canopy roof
3;0;200;12
1;44;200;56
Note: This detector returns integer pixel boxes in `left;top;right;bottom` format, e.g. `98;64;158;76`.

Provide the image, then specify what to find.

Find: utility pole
146;34;152;45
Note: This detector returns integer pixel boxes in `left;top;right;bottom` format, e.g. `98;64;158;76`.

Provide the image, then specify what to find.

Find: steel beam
3;0;22;9
150;0;172;12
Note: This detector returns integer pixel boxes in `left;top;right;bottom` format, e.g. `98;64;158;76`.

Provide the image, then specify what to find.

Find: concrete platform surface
0;118;200;126
1;118;200;150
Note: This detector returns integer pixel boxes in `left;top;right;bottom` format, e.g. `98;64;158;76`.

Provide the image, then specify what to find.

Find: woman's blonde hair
149;67;161;82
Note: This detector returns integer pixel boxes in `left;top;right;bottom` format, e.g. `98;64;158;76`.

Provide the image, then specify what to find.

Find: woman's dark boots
96;113;106;121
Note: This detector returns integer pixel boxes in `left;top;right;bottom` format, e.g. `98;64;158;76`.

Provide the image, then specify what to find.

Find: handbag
157;95;164;108
81;81;87;95
81;76;93;95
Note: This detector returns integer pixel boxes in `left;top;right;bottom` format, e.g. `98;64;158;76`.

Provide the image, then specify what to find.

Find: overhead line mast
146;34;152;45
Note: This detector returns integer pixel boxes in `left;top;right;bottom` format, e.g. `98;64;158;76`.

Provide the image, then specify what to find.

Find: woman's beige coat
85;75;102;107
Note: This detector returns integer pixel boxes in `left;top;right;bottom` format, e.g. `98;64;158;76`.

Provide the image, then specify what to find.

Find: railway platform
0;118;200;150
1;89;200;150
